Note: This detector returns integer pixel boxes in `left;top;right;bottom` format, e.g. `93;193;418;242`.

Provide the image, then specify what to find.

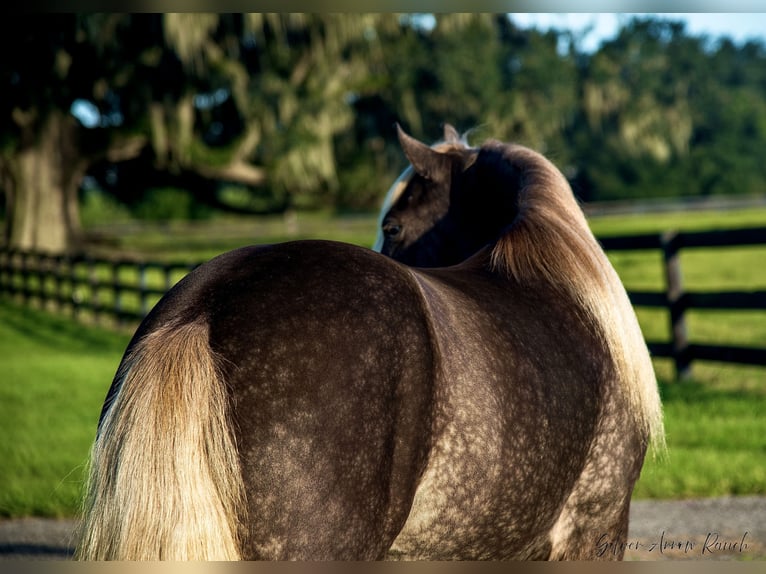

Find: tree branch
193;160;267;187
105;135;150;163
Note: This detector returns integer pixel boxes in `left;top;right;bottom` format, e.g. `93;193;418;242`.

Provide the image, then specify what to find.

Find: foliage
131;187;214;221
571;18;766;202
2;13;766;251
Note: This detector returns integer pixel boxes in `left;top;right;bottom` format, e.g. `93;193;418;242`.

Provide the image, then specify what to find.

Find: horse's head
375;124;522;268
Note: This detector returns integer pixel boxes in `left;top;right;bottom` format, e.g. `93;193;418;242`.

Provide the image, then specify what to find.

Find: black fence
599;226;766;378
2;225;766;379
0;249;196;327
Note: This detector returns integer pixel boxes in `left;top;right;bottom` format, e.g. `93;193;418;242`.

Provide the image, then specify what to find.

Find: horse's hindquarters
202;242;438;559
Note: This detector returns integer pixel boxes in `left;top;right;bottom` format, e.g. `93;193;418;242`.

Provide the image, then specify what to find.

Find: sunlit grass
634;380;766;499
590;208;766;500
0;299;130;517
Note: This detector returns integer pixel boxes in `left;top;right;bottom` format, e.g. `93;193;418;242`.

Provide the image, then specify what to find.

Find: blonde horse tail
76;319;245;560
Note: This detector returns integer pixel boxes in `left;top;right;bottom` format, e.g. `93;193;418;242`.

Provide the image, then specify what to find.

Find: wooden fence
599;226;766;378
2;226;766;378
0;249;196;327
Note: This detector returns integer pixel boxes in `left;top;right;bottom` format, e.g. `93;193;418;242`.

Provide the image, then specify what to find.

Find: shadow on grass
0;297;130;355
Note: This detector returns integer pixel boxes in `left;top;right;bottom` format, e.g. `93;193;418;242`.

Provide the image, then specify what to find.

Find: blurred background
2;13;766;254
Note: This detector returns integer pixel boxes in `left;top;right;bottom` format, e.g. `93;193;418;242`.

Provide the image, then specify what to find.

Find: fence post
138;262;148;318
163;265;173;292
87;256;100;325
661;231;692;380
70;255;81;320
0;249;7;292
20;251;30;305
53;255;63;312
112;262;123;328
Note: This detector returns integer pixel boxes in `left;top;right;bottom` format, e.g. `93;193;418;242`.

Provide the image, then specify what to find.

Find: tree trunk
4;110;87;254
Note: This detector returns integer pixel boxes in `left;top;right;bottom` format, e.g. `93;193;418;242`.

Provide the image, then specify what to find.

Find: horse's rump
206;242;438;558
81;240;438;560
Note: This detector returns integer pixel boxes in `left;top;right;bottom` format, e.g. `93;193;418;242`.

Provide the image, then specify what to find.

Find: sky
508;13;766;53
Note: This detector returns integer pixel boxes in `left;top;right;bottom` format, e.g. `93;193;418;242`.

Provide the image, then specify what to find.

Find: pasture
1;206;765;518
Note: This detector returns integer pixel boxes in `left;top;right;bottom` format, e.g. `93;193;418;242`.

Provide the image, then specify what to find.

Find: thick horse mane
485;139;664;454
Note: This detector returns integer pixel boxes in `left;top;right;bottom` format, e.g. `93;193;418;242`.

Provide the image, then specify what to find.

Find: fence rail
2;225;766;379
599;226;766;378
0;249;196;326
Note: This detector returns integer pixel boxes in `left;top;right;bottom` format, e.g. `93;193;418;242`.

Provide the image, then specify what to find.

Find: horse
76;124;664;561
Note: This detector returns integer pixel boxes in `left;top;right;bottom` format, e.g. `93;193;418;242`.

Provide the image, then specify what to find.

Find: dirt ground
1;496;764;561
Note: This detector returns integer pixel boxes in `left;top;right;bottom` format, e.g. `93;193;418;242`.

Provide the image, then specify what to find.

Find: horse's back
389;261;641;559
150;240;437;559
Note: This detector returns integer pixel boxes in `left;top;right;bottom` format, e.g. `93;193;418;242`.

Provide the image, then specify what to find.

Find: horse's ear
396;123;450;181
443;124;460;143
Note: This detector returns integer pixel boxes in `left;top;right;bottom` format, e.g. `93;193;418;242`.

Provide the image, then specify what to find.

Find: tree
571;18;698;200
5;12;766;251
571;16;766;201
0;14;399;252
0;15;153;253
145;13;401;212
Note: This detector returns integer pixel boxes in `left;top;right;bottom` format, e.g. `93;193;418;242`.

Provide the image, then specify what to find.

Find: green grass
86;211;379;263
634;380;766;499
0;299;130;517
588;206;766;236
1;206;765;517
